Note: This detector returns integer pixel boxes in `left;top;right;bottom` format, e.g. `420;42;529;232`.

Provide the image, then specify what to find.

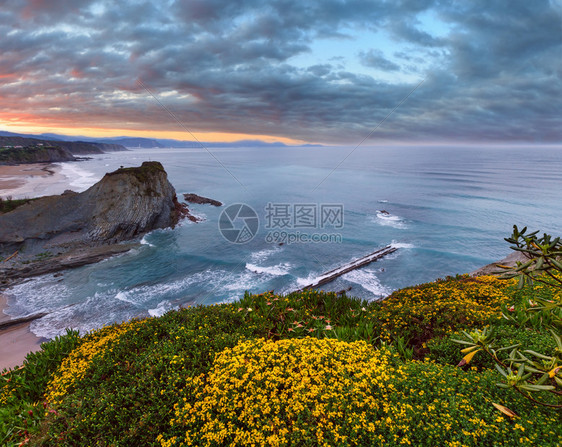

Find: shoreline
0;162;66;199
0;293;46;371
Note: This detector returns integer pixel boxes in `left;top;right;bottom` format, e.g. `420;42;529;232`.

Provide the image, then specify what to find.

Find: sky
0;0;560;145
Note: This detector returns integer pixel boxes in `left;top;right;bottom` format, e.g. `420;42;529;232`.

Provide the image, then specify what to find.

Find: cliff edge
0;161;187;282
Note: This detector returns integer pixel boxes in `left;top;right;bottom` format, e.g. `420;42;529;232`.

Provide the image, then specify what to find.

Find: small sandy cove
0;163;64;199
0;294;45;371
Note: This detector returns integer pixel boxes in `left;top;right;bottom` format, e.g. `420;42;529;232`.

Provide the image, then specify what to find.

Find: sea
3;145;562;339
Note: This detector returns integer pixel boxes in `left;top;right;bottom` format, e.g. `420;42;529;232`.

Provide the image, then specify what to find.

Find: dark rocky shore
469;251;528;277
0;162;190;286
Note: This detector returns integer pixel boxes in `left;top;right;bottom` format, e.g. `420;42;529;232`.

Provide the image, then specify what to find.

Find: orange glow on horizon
0;120;307;145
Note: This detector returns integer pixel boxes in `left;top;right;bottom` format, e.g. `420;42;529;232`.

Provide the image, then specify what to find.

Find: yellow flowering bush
4;274;560;446
373;275;515;345
46;320;145;405
377;361;561;446
161;338;394;447
160;336;560;447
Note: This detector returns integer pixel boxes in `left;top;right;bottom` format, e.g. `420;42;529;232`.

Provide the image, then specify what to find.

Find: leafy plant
427;325;555;370
455;226;562;409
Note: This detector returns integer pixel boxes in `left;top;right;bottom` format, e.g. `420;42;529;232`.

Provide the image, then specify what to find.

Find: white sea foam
342;269;391;297
378;199;388;203
148;300;176;317
140;235;155;247
29;294;144;339
372;211;407;229
190;211;207;222
295;273;322;288
390;241;415;249
58;163;101;192
115;291;137;305
3;275;73;319
245;262;291;276
250;246;282;263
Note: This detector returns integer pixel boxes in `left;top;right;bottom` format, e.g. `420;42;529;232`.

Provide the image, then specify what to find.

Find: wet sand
0;293;46;371
0;163;65;199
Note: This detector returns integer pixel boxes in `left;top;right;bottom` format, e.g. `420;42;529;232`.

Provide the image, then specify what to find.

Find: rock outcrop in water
183;193;223;207
0;162;188;283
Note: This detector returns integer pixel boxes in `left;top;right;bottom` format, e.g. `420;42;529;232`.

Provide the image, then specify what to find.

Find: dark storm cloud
0;0;560;143
359;50;401;71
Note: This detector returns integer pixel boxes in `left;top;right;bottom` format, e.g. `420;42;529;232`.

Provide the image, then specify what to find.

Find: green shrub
159;338;560;446
0;275;556;446
38;306;255;446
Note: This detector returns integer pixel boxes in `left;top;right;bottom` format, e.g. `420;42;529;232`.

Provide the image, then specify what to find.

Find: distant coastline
0;134;127;164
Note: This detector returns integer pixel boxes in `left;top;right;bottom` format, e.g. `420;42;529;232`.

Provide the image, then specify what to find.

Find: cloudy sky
0;0;560;144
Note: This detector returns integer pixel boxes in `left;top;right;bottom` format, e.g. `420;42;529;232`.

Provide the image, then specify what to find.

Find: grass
106;161;166;184
0;197;37;214
1;275;560;446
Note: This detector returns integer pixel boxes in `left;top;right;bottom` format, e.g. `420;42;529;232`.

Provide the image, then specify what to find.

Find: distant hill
0;131;322;149
102;138;165;148
0;143;75;164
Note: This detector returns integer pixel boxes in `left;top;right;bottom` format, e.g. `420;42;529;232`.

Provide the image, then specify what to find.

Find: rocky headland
0;136;127;165
0;161;189;285
0;145;76;164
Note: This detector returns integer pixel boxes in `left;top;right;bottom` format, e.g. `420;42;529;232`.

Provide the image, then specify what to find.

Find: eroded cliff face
0;162;182;255
85;162;180;243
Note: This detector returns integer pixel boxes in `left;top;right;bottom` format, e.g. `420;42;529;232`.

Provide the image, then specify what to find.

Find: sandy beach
0;293;46;371
0;164;69;371
0;163;66;199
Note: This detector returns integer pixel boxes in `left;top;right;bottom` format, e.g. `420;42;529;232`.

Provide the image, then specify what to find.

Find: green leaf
523;350;552;360
451;338;475;346
495;364;508;378
518;384;555;391
535;257;544;270
549;329;562;349
496;343;521;352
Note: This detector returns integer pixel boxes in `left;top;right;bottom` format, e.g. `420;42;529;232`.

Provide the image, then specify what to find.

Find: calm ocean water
4;145;562;338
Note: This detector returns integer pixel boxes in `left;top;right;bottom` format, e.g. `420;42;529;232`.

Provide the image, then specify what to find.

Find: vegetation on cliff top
1;271;560;446
0;197;37;214
106;161;166;184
